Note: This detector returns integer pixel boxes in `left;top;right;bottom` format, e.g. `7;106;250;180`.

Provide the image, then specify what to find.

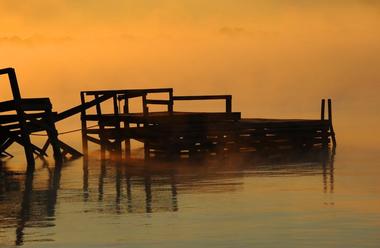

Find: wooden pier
0;67;336;165
80;88;336;159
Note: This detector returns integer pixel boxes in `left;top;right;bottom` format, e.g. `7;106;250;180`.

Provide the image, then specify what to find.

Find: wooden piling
112;95;122;153
321;99;325;120
80;92;89;155
123;96;131;158
328;99;337;147
45;108;63;163
3;68;35;167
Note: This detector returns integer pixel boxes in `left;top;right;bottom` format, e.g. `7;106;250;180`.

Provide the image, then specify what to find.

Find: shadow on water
0;149;335;246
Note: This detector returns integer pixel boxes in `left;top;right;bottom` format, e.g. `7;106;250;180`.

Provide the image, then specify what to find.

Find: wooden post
7;68;35;168
320;99;329;149
95;94;106;159
321;99;325;120
45;107;63;163
328;99;337;147
226;96;232;113
142;93;150;158
113;95;122;154
123;95;131;158
80;92;88;155
168;89;174;113
142;94;148;116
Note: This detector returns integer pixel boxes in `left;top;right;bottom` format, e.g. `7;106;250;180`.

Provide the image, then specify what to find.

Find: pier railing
80;88;232;116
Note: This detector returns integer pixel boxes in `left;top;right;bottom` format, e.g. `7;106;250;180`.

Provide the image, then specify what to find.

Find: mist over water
1;1;380;247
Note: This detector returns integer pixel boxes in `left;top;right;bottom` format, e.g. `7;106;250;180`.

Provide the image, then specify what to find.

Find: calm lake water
1;145;380;248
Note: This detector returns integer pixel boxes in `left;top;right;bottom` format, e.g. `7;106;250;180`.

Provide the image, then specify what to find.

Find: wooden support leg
100;136;106;160
45;111;63;163
81;128;89;156
21;129;35;168
80;92;89;156
123;97;131;158
125;138;131;159
144;141;150;159
328;99;337;148
320;99;329;149
58;140;83;160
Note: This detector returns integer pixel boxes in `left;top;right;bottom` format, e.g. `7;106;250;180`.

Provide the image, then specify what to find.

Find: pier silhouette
1;68;336;168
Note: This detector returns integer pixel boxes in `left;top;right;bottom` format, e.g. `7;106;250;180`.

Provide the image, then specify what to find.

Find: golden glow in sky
1;0;379;145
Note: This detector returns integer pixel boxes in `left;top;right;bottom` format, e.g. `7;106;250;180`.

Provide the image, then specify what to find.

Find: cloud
119;33;137;41
219;26;246;37
0;34;72;45
218;26;277;39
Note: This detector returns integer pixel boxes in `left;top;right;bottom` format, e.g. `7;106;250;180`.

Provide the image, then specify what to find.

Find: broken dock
0;68;336;166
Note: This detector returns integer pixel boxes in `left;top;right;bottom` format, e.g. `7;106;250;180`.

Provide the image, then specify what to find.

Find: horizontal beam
0;113;50;124
0;67;14;75
0;98;52;112
145;99;171;105
82;88;173;96
172;95;231;101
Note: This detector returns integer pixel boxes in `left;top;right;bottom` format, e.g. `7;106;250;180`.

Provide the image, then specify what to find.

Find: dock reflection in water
0;150;335;247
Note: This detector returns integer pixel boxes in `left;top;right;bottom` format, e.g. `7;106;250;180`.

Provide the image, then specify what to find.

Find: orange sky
1;1;379;147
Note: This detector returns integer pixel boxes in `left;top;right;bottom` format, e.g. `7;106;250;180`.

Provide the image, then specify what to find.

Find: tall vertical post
113;95;122;155
123;95;131;158
80;92;89;156
168;88;174;113
320;99;329;148
142;93;150;158
226;95;232;113
321;99;325;120
7;68;35;168
328;99;337;147
45;106;63;163
142;93;148;116
95;94;106;159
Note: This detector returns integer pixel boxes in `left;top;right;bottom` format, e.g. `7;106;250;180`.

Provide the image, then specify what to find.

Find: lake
1;143;379;247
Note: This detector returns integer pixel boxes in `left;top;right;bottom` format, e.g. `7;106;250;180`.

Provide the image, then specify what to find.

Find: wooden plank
58;140;82;159
145;99;171;105
0;98;51;112
172;95;231;100
83;112;241;122
82;88;173;95
0;113;50;124
56;94;113;122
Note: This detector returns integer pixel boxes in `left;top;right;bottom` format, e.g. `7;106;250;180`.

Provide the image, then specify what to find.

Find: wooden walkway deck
80;89;336;159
